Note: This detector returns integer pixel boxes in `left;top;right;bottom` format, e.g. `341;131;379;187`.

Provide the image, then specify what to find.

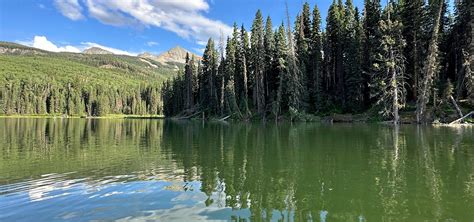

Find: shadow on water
0;118;473;221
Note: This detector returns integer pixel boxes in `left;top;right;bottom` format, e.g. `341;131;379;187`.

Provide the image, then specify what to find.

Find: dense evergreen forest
162;0;473;123
0;42;175;116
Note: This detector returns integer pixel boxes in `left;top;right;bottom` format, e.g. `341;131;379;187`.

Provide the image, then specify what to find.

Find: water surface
1;119;473;221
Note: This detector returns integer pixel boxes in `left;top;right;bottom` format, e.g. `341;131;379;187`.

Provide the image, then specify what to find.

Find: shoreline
0;114;471;126
0;115;165;119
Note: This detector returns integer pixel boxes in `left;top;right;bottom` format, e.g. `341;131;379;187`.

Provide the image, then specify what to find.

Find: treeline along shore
0;42;173;117
162;0;474;124
0;1;473;124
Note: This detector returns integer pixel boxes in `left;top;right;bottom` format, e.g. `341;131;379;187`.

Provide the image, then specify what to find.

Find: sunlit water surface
0;119;473;221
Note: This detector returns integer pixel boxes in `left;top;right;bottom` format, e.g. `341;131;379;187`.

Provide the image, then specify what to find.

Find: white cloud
19;36;137;56
54;0;84;21
55;0;232;45
146;41;159;47
84;0;137;26
32;36;81;53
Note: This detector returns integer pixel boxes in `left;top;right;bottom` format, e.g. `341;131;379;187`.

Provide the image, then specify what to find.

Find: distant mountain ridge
83;47;113;55
0;41;199;67
0;41;181;116
0;41;48;55
81;45;200;65
0;41;179;79
138;46;201;65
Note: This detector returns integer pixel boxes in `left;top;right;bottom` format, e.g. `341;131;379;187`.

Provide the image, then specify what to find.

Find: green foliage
400;0;425;101
201;38;219;115
309;5;324;113
372;3;407;122
161;0;472;123
363;0;383;107
250;10;266;113
344;6;364;112
0;45;171;116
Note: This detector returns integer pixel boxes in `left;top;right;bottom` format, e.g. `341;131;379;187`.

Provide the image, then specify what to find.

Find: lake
0;118;473;221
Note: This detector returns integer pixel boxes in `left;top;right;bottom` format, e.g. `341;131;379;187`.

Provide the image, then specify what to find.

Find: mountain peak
138;46;201;65
83;47;113;55
168;45;189;53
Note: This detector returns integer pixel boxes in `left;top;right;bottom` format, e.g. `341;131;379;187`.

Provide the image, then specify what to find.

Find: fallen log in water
173;111;202;120
218;116;231;121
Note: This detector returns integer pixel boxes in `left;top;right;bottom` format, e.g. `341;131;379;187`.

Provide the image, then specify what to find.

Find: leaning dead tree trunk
449;96;463;118
416;2;444;123
449;111;474;125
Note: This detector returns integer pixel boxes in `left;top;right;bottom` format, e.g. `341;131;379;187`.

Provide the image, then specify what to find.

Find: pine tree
162;81;172;116
470;1;473;104
236;25;251;116
344;2;364;112
326;0;346;108
464;51;474;104
274;23;288;117
363;0;382;107
250;10;266;114
184;53;195;111
309;5;324;112
374;3;407;124
451;0;473;104
224;36;241;116
97;92;110;116
286;3;303;114
202;38;219;115
416;0;445;123
401;0;425;101
264;16;276;106
218;32;226;115
295;2;312;111
148;86;160;115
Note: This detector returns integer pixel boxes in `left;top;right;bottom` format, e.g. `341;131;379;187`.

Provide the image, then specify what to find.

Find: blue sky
0;0;433;56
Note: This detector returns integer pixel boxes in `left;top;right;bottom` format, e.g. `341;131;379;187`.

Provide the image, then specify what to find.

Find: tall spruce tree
326;0;346;108
201;38;219;115
224;36;241;116
343;0;364;112
250;10;266;114
286;2;304;114
218;32;226;115
295;2;312;111
274;24;288;116
184;53;195;111
236;25;251;115
401;0;425;101
309;4;324;112
451;0;473;104
264;16;276;106
363;0;382;107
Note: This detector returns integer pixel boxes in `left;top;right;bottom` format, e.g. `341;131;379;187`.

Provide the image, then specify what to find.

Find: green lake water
0;119;473;221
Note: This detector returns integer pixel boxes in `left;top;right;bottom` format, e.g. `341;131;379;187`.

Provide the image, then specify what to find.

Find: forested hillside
162;0;473;123
0;42;177;116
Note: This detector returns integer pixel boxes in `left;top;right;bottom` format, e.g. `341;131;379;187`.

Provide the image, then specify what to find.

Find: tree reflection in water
1;119;473;221
161;121;474;221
